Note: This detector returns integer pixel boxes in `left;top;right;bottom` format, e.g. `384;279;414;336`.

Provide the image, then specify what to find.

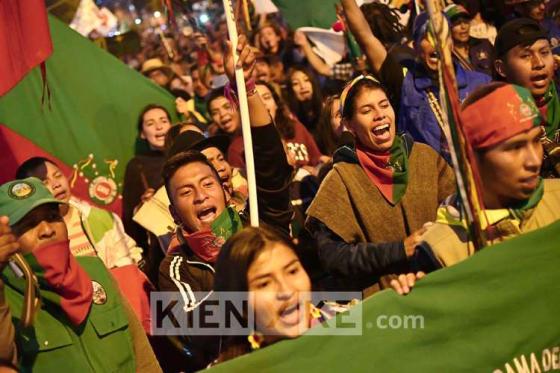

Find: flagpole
425;0;486;250
222;0;259;227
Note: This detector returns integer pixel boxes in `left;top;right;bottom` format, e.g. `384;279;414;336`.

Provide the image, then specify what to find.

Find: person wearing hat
444;3;495;76
389;82;560;294
341;0;491;162
141;58;174;89
507;0;560;46
494;17;560;177
0;178;161;372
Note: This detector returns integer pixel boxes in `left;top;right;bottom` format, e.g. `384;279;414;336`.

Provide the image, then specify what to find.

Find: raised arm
224;35;270;127
340;0;387;75
293;30;332;77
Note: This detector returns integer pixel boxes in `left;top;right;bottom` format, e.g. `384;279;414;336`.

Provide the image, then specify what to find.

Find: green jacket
2;256;136;373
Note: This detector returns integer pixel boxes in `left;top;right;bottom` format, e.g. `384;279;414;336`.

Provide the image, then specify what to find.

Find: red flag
0;0;53;96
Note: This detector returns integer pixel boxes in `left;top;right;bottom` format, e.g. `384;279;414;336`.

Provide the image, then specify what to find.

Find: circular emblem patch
92;281;107;305
519;103;535;122
8;182;35;200
88;176;117;205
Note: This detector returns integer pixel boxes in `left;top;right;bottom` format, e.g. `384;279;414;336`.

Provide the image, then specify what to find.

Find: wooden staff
424;0;486;250
222;0;259;227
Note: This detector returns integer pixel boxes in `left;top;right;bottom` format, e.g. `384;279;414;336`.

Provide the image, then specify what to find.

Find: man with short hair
0;178;160;372
391;83;560;294
157;35;292;369
494;18;560;176
167;130;248;210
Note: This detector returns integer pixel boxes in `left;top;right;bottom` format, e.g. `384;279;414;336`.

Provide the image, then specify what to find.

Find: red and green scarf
182;206;243;263
355;135;409;205
23;240;93;325
537;83;560;140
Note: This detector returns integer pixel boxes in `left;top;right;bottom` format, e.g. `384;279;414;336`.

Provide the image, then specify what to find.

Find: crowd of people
2;0;560;371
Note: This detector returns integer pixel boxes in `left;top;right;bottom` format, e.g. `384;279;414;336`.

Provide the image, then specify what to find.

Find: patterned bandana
183;206;243;263
461;84;542;150
24;240;93;325
355;134;409;205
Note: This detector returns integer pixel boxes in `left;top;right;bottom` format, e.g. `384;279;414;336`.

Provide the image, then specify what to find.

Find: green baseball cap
0;177;63;226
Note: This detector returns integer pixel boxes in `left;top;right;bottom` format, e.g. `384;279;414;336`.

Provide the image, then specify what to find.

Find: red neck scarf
355;136;409;205
24;240;93;325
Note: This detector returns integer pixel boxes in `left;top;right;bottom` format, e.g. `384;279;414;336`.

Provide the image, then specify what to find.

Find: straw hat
141;58;172;76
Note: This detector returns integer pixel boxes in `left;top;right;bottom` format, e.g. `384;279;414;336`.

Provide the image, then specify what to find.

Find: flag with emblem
0;15;177;215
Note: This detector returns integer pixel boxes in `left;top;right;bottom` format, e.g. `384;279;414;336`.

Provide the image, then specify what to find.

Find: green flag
210;221;560;372
271;0;339;30
0;15;177;215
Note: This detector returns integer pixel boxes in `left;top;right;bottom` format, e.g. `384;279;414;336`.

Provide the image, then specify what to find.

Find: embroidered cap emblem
92;281;107;305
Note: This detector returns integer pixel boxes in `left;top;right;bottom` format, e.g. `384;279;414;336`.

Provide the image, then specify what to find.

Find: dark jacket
157;123;292;370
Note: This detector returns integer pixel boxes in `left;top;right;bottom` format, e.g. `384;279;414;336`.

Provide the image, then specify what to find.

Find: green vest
2;256;136;373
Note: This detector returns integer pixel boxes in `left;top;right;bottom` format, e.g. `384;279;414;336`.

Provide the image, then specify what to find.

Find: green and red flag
209;220;560;372
0;15;177;215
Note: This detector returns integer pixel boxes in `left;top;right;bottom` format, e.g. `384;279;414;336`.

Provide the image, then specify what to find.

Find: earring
247;331;264;350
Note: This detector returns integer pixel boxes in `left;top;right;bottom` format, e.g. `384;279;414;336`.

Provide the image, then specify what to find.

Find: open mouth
197;206;217;223
520;175;539;189
428;51;439;65
54;191;67;200
531;74;549;88
221;118;234;131
279;302;301;326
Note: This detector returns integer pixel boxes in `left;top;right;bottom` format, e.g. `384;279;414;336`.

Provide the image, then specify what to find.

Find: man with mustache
0;178;160;372
390;83;560;294
494;18;560;177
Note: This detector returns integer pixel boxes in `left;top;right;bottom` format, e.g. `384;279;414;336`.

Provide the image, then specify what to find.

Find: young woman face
141;108;172;150
255;84;278;119
346;87;396;152
247;242;312;340
290;70;313;102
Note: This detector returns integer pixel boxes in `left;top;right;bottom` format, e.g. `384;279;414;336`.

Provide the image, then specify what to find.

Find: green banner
271;0;339;30
211;221;560;372
0;15;177;212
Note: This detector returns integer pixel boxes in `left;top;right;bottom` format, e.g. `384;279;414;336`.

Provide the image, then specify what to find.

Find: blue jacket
397;63;491;161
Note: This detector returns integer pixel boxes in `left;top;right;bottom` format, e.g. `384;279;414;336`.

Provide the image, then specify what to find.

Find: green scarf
183;206;243;263
437;178;545;230
541;83;560;139
355;134;409;205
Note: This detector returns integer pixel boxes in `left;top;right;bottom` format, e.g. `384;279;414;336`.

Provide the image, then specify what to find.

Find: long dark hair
256;81;297;139
315;95;341;156
213;226;297;363
285;66;323;131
